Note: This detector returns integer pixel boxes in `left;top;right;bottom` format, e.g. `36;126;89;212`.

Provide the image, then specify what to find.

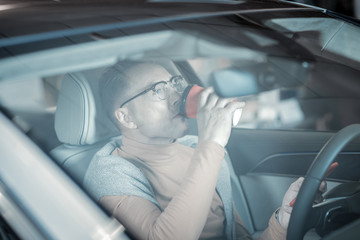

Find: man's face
123;63;189;141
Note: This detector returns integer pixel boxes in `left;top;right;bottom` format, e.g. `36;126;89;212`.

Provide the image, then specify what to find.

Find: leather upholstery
51;68;120;183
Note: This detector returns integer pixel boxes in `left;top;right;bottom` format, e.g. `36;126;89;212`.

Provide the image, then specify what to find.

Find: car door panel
227;128;360;234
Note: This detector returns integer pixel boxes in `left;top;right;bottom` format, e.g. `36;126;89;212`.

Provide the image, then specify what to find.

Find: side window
235;88;360;131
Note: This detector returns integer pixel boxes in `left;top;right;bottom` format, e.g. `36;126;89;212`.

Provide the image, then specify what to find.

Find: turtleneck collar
116;136;189;165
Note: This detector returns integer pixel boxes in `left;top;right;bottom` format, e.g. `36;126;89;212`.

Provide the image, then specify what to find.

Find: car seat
50;68;120;184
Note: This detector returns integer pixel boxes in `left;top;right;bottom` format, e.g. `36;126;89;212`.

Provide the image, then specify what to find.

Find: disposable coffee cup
180;84;242;126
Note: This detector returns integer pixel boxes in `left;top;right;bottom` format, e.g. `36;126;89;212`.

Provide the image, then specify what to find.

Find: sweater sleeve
257;211;287;240
100;141;225;240
234;206;253;240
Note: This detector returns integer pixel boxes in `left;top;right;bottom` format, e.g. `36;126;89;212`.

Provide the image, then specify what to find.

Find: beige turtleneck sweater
98;137;286;240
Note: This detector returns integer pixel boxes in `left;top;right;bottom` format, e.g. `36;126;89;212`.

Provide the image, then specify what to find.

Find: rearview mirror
211;69;258;98
211;57;310;98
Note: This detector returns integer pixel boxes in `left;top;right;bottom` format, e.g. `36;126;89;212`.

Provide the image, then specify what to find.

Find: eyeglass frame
120;75;187;108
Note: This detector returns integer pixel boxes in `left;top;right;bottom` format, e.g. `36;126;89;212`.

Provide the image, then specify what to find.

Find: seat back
50;68;120;184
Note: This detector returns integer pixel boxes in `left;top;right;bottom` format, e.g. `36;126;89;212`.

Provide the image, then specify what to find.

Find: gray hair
99;61;137;128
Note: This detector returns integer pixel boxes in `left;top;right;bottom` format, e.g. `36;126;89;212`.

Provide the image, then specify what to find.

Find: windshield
1;12;360;153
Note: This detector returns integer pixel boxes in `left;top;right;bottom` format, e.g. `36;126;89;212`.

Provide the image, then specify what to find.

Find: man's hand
196;87;245;147
278;177;327;229
278;162;338;229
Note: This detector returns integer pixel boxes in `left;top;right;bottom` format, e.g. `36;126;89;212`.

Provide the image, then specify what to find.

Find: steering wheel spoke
312;197;349;236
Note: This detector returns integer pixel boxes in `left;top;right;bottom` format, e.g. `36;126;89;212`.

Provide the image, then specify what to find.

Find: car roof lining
0;6;315;48
0;30;266;81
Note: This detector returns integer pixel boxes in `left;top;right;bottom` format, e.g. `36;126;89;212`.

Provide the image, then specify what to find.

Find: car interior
2;57;359;239
1;11;360;239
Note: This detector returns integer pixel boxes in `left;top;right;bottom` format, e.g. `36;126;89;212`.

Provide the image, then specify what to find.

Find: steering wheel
287;124;360;240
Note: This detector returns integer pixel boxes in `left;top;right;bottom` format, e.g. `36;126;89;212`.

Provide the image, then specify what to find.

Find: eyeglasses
120;75;187;108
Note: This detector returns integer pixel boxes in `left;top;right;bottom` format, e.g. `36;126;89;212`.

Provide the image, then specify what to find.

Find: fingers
198;87;215;107
289;198;296;207
224;101;245;114
324;162;339;178
196;87;245;147
290;177;304;191
279;177;304;229
286;177;304;207
198;87;245;111
198;87;223;109
319;180;327;193
314;180;327;204
288;177;327;207
314;162;337;204
216;98;230;108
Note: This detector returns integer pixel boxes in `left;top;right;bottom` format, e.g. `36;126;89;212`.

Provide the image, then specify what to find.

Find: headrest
55;69;120;145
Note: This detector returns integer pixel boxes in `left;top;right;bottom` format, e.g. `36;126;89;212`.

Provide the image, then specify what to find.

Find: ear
114;108;137;129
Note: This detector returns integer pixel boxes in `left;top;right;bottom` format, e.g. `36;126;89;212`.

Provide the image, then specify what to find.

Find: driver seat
50;68;120;184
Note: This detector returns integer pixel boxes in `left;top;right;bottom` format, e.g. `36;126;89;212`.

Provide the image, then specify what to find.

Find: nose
168;87;182;110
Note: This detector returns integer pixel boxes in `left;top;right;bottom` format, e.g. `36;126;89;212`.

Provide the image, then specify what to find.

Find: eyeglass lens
153;82;168;100
170;76;187;93
153;76;187;100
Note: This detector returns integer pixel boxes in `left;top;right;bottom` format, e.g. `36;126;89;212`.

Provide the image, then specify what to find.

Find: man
84;61;318;239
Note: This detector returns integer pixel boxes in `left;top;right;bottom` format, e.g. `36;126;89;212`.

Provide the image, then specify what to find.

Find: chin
176;130;189;139
173;122;189;139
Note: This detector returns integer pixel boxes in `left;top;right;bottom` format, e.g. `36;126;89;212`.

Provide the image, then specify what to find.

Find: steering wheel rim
287;124;360;240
